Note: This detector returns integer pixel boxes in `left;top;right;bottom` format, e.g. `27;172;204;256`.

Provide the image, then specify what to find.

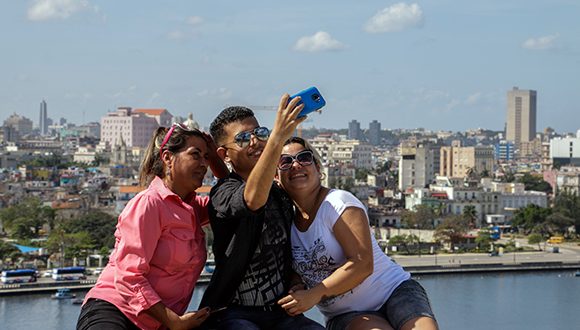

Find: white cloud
27;0;95;21
522;34;559;50
197;88;232;100
147;92;161;106
293;31;346;53
187;16;204;26
465;92;482;105
167;30;185;41
364;3;424;33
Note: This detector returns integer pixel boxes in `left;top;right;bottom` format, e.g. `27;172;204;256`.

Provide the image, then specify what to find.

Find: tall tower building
368;120;381;146
506;87;536;145
348;120;361;140
39;100;48;135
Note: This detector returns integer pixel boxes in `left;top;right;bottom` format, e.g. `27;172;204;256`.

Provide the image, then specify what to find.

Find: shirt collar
150;176;197;204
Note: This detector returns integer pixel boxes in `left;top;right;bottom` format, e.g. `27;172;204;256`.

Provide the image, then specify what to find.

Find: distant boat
52;288;76;299
575;270;580;277
72;298;84;305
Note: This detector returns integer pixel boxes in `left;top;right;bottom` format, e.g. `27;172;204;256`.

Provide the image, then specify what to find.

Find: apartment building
440;141;494;178
100;107;172;148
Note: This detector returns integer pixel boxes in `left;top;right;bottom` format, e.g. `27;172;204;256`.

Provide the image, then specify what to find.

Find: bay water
1;271;579;330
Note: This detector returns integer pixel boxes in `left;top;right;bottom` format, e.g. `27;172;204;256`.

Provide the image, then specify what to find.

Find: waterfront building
506;87;537;145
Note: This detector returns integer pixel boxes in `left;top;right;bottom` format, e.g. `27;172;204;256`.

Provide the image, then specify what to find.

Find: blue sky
1;0;579;133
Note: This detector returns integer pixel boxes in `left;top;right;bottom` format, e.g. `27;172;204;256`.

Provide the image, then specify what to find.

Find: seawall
2;262;579;296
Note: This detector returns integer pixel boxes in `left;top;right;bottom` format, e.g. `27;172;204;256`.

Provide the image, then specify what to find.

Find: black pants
76;298;140;330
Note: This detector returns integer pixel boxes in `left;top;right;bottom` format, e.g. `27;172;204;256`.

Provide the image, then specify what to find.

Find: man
200;94;323;329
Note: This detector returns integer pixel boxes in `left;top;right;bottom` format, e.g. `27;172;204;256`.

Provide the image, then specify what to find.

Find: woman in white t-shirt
276;137;438;330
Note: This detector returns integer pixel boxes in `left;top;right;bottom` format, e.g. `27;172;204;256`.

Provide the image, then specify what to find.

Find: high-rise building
39;100;48;135
368;120;381;146
506;87;536;145
348;120;361;140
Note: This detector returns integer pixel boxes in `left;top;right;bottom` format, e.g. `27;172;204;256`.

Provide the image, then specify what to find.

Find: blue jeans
214;305;324;330
327;279;437;330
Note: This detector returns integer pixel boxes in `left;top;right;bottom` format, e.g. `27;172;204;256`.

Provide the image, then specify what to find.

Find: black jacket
199;172;294;309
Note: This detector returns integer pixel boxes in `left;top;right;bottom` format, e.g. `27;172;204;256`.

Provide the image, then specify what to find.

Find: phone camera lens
312;94;321;102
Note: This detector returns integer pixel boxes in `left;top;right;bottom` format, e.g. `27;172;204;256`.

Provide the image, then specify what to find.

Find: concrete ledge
2;263;579;296
406;262;580;275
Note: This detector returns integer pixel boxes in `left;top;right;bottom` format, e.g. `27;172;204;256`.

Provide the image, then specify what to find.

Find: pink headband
159;125;177;158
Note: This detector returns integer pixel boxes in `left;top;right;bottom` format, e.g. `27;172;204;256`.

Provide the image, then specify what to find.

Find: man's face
220;116;267;177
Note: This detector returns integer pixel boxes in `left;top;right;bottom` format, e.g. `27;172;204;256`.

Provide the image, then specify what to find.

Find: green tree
60;210;117;250
527;233;543;251
553;191;580;236
518;173;552;194
512;204;552;235
0;241;20;260
0;197;55;239
402;204;435;230
462;205;477;228
355;168;370;181
434;215;470;250
475;228;492;252
46;229;94;264
544;212;575;236
388;234;418;255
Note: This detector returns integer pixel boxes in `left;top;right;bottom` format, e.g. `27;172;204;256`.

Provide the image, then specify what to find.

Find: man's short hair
210;106;255;146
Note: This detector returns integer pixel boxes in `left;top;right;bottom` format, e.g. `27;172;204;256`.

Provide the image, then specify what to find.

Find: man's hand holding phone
289;87;326;118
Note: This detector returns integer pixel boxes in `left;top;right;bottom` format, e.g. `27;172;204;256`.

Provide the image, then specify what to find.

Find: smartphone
290;87;326;118
210;306;227;315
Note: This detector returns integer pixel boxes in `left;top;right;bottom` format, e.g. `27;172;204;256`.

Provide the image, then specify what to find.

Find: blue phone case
290;87;326;118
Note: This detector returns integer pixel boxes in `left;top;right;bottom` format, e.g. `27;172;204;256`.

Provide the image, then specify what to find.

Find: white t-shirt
291;189;410;320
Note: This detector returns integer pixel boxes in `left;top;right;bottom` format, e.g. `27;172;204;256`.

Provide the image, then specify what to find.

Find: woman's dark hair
139;125;206;186
283;136;322;167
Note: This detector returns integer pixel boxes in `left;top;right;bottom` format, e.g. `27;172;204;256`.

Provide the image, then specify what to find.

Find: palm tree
463;205;478;228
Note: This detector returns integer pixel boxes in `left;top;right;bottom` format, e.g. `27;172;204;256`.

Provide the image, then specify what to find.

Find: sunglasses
159;123;201;157
278;150;315;171
223;126;270;148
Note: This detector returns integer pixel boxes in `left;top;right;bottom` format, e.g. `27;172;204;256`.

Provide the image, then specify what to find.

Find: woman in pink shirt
77;123;227;330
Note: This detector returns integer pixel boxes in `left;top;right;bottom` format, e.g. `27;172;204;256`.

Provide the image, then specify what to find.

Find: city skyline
1;1;579;132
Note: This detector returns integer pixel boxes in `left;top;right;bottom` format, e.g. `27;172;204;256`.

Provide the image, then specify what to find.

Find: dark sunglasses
224;126;270;148
159;123;201;157
278;150;315;171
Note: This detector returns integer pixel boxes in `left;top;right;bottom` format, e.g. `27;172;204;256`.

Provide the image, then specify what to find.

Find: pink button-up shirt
85;176;208;329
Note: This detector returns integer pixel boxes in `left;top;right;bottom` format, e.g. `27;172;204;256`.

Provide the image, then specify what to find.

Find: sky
1;0;579;133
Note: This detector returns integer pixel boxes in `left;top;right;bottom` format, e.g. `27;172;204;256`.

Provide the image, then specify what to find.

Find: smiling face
218;116;267;179
277;142;321;196
169;135;209;197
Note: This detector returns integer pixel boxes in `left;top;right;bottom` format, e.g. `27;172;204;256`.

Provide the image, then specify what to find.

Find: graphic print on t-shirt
233;202;288;306
293;237;352;307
